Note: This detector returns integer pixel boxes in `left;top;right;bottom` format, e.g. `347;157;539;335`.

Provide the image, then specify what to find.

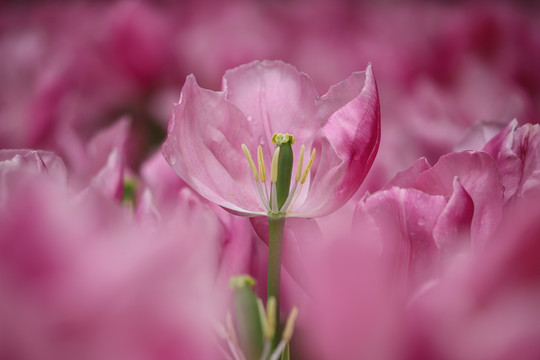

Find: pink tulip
163;60;380;217
384;152;503;249
352;150;504;295
354;187;450;293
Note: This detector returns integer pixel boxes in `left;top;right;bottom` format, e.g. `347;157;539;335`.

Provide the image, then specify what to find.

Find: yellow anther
300;149;316;184
256;298;268;338
241;144;258;181
270;147;280;183
282;306;299;342
257;145;266;182
295;145;305;182
265;296;277;340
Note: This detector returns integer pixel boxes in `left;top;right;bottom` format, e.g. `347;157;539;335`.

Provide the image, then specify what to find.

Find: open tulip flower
163;60;380;218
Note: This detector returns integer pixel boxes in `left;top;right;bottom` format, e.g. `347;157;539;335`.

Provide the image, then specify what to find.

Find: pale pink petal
410;192;540;360
135;188;161;228
484;120;540;201
316;68;372;122
413;151;503;248
295;64;380;217
0;150;68;206
384;157;431;189
162;75;264;216
214;216;254;306
89;148;124;201
86;116;130;173
454;120;506;152
0;175;223;360
432;177;474;261
140;150;187;211
222;60;321;156
0;149;67;183
298;237;401;360
518;125;540;196
354;187;447;292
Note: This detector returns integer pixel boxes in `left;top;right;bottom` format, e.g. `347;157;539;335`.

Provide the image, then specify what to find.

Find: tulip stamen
257;145;270;206
242;144;272;212
257;145;267;183
281;148;316;213
294;145;305;183
242;138;316;215
270;147;280;184
242;144;258;181
300;148;316;184
268;306;298;360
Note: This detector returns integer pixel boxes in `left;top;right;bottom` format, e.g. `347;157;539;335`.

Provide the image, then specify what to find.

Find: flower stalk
267;214;285;347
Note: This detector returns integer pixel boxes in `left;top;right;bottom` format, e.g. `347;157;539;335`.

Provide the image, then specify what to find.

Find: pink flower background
1;0;539;359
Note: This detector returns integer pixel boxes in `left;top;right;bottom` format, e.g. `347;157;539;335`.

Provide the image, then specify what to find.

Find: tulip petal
413;151;503;248
432;177;474;260
384;157;431;189
0;149;67;182
222;60;321;156
354;187;447;292
295;64;380;217
163;75;265;215
484;120;540;201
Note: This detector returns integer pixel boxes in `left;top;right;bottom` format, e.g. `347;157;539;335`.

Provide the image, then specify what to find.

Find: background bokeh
1;0;539;187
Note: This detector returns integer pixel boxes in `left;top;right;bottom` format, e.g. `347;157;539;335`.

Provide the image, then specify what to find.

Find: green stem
267;214;285;347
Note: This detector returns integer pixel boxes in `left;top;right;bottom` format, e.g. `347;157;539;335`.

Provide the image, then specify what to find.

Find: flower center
242;133;316;215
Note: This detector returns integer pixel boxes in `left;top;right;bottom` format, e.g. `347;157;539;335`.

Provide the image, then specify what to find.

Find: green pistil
276;143;293;210
272;133;294;211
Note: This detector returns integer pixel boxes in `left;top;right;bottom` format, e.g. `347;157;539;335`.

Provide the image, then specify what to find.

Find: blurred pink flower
163;60;380;217
352;150;503;296
0;160;232;360
409;192;540;360
139;150;255;308
0;149;67;181
354;185;470;294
